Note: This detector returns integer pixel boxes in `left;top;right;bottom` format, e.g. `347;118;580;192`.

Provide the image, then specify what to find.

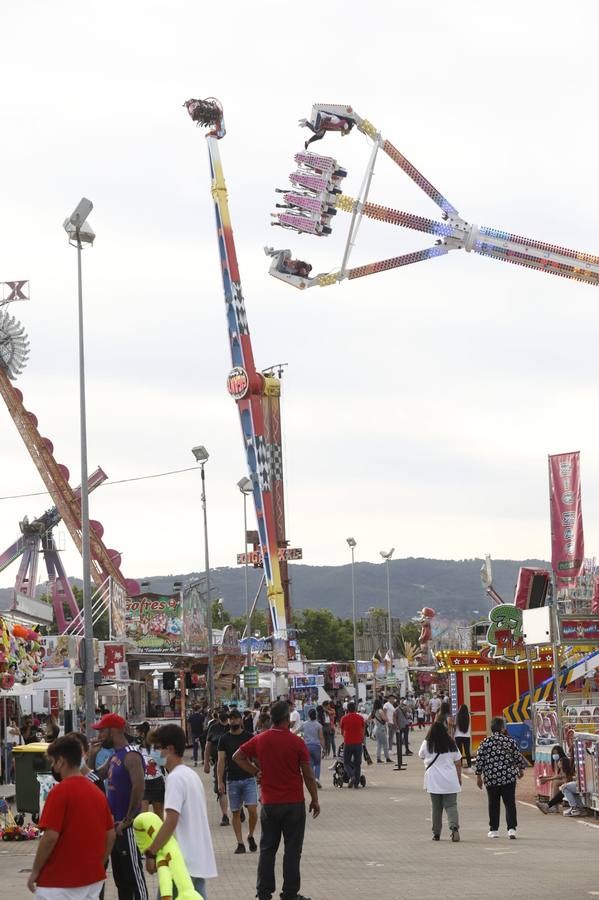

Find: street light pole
192;446;214;707
347;538;359;702
63;199;95;736
380;548;395;655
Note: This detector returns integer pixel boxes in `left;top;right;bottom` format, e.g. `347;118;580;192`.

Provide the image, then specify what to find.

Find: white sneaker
508;828;517;839
488;830;499;838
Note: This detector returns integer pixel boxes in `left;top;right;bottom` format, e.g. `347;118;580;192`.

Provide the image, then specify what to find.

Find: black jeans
455;736;472;767
343;743;363;784
401;726;411;751
257;802;306;900
486;781;517;831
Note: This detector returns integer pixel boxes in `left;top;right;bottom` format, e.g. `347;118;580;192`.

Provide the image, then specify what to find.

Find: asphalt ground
2;732;599;899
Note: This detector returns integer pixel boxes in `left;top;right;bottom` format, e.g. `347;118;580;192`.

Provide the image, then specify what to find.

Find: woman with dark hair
536;745;586;816
418;721;462;841
436;701;454;734
454;704;472;769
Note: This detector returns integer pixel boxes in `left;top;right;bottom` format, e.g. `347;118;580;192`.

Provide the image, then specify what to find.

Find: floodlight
68;198;94;228
237;476;253;493
346;537;357;548
191;445;209;463
380;548;395;560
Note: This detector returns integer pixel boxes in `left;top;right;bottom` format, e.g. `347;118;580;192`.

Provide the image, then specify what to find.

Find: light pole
63;199;95;736
347;537;359;702
192;445;214;707
237;476;253;700
380;548;395;655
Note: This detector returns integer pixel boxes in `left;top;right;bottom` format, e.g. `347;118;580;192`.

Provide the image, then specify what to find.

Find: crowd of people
14;690;589;900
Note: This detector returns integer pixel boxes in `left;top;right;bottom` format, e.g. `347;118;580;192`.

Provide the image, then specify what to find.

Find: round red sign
227;366;249;399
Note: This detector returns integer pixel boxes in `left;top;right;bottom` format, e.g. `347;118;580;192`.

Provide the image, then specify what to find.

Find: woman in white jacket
419;721;462;842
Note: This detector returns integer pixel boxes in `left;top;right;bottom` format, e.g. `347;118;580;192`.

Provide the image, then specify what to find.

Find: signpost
237;547;303;566
243;665;259;688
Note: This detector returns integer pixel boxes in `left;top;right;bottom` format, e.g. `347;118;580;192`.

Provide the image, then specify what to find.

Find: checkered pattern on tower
255;436;271;492
231;283;249;334
267;443;284;483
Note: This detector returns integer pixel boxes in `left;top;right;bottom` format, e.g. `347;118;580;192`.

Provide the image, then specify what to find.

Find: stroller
332;743;371;788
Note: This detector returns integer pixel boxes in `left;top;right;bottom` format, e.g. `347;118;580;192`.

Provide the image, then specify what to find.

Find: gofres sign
237;547;303;565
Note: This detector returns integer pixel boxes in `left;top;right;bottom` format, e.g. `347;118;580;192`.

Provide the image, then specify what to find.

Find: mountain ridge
0;557;549;623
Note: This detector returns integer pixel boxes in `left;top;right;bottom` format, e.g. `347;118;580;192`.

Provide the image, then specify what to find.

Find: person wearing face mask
89;713;148;900
136;724;166;819
217;708;258;854
27;735;115;899
144;724;217;900
536;745;586;816
204;709;231;826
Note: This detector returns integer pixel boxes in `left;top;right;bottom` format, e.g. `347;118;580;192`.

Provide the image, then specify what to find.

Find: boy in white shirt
144;724;217;899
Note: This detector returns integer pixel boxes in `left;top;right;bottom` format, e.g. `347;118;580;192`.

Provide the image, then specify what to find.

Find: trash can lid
13;742;49;753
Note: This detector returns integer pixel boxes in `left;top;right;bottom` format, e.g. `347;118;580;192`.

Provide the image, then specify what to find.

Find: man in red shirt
340;701;366;788
27;734;115;899
234;700;319;900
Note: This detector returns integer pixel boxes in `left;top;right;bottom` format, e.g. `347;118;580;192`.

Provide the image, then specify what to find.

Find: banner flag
548;451;584;583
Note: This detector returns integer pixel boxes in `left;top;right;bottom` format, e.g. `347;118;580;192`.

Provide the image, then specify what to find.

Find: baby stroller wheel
359;775;366;787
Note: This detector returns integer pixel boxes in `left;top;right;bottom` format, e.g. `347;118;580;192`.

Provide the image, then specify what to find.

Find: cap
229;708;242;719
92;713;126;731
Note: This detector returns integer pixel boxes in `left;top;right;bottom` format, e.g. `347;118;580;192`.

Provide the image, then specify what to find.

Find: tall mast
185;98;290;667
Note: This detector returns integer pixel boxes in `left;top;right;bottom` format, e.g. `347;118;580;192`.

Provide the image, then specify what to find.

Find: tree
293;609;354;661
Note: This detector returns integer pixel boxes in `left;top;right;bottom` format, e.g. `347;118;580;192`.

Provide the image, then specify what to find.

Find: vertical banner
548;451;584;583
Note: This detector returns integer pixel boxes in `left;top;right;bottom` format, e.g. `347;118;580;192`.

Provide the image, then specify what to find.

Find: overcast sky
1;1;599;590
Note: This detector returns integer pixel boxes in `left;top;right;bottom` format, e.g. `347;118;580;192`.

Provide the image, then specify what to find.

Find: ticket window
464;672;491;748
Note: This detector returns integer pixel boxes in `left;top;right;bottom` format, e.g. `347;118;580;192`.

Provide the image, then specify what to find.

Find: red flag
548;451;584;583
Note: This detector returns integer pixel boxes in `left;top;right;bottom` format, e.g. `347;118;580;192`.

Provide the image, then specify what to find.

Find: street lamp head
346;537;357;549
191;445;209;463
380;547;395;560
63;198;95;245
237;476;253;494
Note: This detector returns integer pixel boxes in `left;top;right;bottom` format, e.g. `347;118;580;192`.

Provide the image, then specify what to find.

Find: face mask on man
150;748;167;767
51;764;62;783
229;720;242;732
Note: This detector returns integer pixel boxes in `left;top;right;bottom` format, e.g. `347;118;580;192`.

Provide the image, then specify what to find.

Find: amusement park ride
185;98;293;669
265;104;599;290
0;282;139;633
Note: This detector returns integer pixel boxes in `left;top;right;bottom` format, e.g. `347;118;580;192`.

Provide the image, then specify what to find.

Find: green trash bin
13;742;51;815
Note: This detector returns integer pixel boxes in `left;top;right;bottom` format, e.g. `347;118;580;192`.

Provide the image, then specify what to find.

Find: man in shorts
204;708;230;826
217;708;258;854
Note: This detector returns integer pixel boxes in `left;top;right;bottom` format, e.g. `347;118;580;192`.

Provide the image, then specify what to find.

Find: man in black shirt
188;705;206;767
217;708;258;854
204;709;230;826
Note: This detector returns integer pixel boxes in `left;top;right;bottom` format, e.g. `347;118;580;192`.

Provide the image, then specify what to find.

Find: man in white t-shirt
429;695;442;720
289;702;301;733
383;696;396;750
144;724;217;899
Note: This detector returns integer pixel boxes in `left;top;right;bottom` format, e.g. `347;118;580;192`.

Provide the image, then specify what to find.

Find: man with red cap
90;713;148;900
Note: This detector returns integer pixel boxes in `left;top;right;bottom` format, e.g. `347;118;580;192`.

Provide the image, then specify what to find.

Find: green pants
430;792;459;836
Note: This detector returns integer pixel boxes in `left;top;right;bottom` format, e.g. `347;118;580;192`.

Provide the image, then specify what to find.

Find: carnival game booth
437;648;553;753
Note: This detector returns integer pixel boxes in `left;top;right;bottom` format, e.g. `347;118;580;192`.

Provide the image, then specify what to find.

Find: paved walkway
3;736;599;899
